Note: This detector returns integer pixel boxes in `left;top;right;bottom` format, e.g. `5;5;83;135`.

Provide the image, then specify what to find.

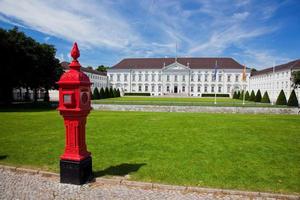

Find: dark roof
251;59;300;76
111;57;244;70
60;61;107;76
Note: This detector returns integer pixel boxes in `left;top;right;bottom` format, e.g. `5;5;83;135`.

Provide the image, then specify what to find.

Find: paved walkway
0;168;298;200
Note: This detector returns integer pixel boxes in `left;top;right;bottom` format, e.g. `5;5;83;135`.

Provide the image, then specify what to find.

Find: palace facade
249;59;300;102
107;58;250;97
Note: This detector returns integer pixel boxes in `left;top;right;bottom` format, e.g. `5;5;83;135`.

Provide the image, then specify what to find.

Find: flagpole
214;60;217;105
242;85;245;105
271;61;275;105
242;65;246;105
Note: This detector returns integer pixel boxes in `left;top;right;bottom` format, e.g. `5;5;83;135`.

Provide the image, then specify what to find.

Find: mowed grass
0;110;299;193
93;97;281;107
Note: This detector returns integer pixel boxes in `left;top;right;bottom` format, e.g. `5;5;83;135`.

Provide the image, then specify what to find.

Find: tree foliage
261;91;271;103
239;90;244;100
276;90;287;105
291;71;300;89
0;27;62;104
99;87;105;99
287;89;299;107
249;90;256;101
96;65;110;72
93;87;100;99
245;91;250;101
255;89;262;102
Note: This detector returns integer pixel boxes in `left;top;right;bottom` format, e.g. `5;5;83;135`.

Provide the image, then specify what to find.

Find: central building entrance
174;86;178;93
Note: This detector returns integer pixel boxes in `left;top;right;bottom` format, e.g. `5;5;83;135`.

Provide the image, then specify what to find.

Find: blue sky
0;0;299;69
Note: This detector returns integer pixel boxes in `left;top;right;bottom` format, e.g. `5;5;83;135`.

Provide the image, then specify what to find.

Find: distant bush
239;90;244;100
249;90;256;101
93;87;100;99
255;89;262;102
104;87;109;98
232;91;237;99
201;93;230;97
261;91;271;103
276;90;287;105
124;93;151;96
99;88;105;99
116;89;121;97
287;89;299;107
245;91;250;101
237;91;241;100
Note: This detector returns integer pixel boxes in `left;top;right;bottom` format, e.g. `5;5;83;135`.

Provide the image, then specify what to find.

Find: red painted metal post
57;42;93;184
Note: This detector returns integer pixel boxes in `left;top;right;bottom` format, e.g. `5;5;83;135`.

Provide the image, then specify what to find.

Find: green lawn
0;110;299;194
93;97;283;107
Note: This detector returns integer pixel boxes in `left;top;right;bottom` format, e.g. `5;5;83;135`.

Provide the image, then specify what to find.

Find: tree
245;91;250;101
255;89;262;102
113;88;117;97
261;91;271;103
104;87;109;98
93;87;100;99
276;90;287;105
99;87;105;99
291;71;300;89
237;91;241;100
109;87;114;98
96;65;110;72
232;91;237;99
116;89;121;97
239;90;244;100
249;90;256;101
287;89;299;107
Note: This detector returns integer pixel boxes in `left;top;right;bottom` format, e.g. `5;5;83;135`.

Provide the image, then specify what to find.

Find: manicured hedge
249;90;256;101
201;93;230;97
124;93;151;96
255;89;262;102
287;89;299;107
245;91;250;101
261;91;271;103
276;90;287;105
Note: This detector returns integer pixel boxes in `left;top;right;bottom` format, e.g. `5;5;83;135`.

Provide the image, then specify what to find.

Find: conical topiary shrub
232;91;237;99
239;90;244;100
93;87;100;99
287;89;299;107
276;90;287;105
245;91;250;101
237;91;241;100
249;90;256;101
116;88;121;97
99;87;105;99
104;87;109;98
109;87;114;98
255;89;262;102
261;91;271;103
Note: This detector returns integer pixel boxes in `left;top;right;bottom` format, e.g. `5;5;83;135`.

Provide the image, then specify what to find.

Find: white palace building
107;57;250;97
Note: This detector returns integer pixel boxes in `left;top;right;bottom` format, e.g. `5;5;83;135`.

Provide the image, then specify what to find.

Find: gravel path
0;168;297;200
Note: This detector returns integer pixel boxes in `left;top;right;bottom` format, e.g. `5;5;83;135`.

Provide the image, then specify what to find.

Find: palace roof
60;61;107;76
251;59;300;76
111;57;244;70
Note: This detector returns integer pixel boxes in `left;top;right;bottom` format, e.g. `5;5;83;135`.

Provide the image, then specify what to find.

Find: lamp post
57;42;93;185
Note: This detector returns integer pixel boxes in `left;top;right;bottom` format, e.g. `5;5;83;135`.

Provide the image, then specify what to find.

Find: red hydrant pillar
57;42;93;184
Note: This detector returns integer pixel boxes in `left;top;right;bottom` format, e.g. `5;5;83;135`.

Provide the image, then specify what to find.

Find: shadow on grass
0;155;8;160
94;163;146;177
0;102;58;112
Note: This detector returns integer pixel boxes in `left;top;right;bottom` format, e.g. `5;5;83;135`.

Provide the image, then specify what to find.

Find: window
204;86;208;92
227;75;231;82
132;74;136;81
218;75;222;82
117;74;120;81
145;85;148;92
145;74;149;81
197;86;201;92
166;86;170;92
218;86;222;93
182;75;186;81
151;85;155;92
227;86;230;93
138;85;142;92
198;75;201;82
191;75;194;82
205;74;208;82
124;74;128;81
191;86;194;92
235;75;239;82
211;86;214;93
152;74;155;81
139;74;142;81
110;74;113;81
175;75;178;82
158;85;161;92
182;86;185;92
158;74;161;81
167;75;170;82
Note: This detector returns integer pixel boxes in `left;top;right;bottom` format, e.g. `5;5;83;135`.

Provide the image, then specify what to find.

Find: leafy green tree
245;91;250;101
249;90;256;101
99;87;105;99
96;65;110;72
113;88;117;97
261;91;271;103
276;90;287;105
291;71;300;89
104;87;109;98
93;87;100;99
255;89;262;102
287;89;299;107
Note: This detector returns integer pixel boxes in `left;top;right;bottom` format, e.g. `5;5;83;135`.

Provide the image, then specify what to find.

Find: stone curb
0;164;299;199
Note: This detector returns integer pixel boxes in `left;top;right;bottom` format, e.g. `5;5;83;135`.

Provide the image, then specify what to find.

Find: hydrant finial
69;42;81;70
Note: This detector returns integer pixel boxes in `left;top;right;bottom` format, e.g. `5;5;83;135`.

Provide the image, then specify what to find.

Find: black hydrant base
60;157;93;185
